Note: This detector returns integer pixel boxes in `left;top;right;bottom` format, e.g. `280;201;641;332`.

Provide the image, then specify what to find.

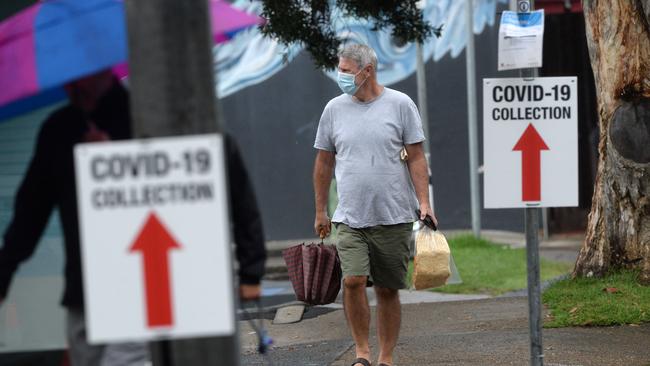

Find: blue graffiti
215;0;507;97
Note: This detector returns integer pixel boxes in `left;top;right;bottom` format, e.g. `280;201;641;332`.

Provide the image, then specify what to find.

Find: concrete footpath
240;297;650;366
239;231;650;365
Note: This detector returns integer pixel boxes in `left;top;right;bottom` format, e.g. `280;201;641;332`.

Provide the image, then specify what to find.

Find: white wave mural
215;0;507;98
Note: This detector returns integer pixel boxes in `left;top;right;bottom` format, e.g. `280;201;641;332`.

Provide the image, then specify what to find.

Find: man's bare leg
343;276;371;364
375;286;400;366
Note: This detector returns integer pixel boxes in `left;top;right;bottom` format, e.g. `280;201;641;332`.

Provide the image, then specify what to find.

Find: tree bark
574;0;650;284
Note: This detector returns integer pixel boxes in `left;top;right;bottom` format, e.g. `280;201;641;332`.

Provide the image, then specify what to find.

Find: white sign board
75;134;234;343
483;77;578;208
498;10;544;71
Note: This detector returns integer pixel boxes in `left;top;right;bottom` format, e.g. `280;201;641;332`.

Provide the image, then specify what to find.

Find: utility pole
124;1;239;365
465;0;481;237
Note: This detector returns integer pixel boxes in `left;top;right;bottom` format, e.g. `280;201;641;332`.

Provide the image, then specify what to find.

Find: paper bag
412;227;451;290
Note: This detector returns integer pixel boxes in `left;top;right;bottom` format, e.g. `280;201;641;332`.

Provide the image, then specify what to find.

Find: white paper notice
498;10;544;71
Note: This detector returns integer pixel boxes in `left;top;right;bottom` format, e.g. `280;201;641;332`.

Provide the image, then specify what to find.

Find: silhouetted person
0;70;266;365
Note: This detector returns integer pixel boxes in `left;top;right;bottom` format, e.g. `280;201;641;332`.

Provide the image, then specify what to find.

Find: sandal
351;358;371;366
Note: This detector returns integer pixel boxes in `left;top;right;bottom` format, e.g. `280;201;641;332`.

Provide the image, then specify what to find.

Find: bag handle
319;227;327;244
416;209;437;231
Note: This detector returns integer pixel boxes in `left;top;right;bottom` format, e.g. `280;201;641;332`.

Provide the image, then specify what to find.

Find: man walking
313;44;437;366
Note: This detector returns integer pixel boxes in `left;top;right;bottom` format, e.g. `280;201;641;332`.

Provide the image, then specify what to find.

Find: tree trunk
574;0;650;284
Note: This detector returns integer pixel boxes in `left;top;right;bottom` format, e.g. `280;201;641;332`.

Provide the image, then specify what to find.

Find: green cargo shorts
335;222;413;289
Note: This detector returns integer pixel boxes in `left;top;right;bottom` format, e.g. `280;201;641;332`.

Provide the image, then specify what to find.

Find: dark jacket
0;82;266;308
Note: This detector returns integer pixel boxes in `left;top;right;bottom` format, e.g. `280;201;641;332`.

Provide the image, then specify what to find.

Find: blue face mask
337;69;367;96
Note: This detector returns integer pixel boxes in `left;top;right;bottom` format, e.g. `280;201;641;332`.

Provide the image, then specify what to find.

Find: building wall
222;19;524;240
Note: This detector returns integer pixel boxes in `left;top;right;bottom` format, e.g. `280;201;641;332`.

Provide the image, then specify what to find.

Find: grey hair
338;44;378;71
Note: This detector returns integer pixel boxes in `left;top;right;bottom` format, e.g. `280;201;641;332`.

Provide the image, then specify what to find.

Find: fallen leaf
629;324;640;327
569;307;579;314
603;287;619;293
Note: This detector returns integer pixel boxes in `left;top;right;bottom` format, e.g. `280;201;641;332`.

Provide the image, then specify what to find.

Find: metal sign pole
415;0;436;212
465;0;481;238
416;42;436;211
510;1;544;365
525;207;543;366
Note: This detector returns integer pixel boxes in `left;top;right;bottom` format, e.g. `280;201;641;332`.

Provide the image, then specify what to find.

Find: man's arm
0;126;56;303
405;142;438;226
225;135;266;301
313;150;335;237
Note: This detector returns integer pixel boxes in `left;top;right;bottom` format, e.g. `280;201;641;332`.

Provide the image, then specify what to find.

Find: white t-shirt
314;87;426;228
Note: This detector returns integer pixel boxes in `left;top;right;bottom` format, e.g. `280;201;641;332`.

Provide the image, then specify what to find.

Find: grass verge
542;270;650;328
408;234;572;296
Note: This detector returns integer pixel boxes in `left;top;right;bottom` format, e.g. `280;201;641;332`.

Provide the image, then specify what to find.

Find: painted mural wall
217;0;508;97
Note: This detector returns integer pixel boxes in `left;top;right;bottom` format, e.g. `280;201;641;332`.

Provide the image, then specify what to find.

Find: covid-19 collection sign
74;134;234;343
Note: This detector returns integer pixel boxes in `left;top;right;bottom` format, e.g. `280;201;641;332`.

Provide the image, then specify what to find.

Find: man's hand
239;284;261;301
314;212;331;238
418;203;438;228
83;121;110;142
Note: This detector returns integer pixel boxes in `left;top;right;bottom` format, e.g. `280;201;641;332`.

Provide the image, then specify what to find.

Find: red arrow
129;212;181;328
513;124;549;202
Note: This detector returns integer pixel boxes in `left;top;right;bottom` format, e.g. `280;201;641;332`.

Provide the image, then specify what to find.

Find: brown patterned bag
282;242;342;305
